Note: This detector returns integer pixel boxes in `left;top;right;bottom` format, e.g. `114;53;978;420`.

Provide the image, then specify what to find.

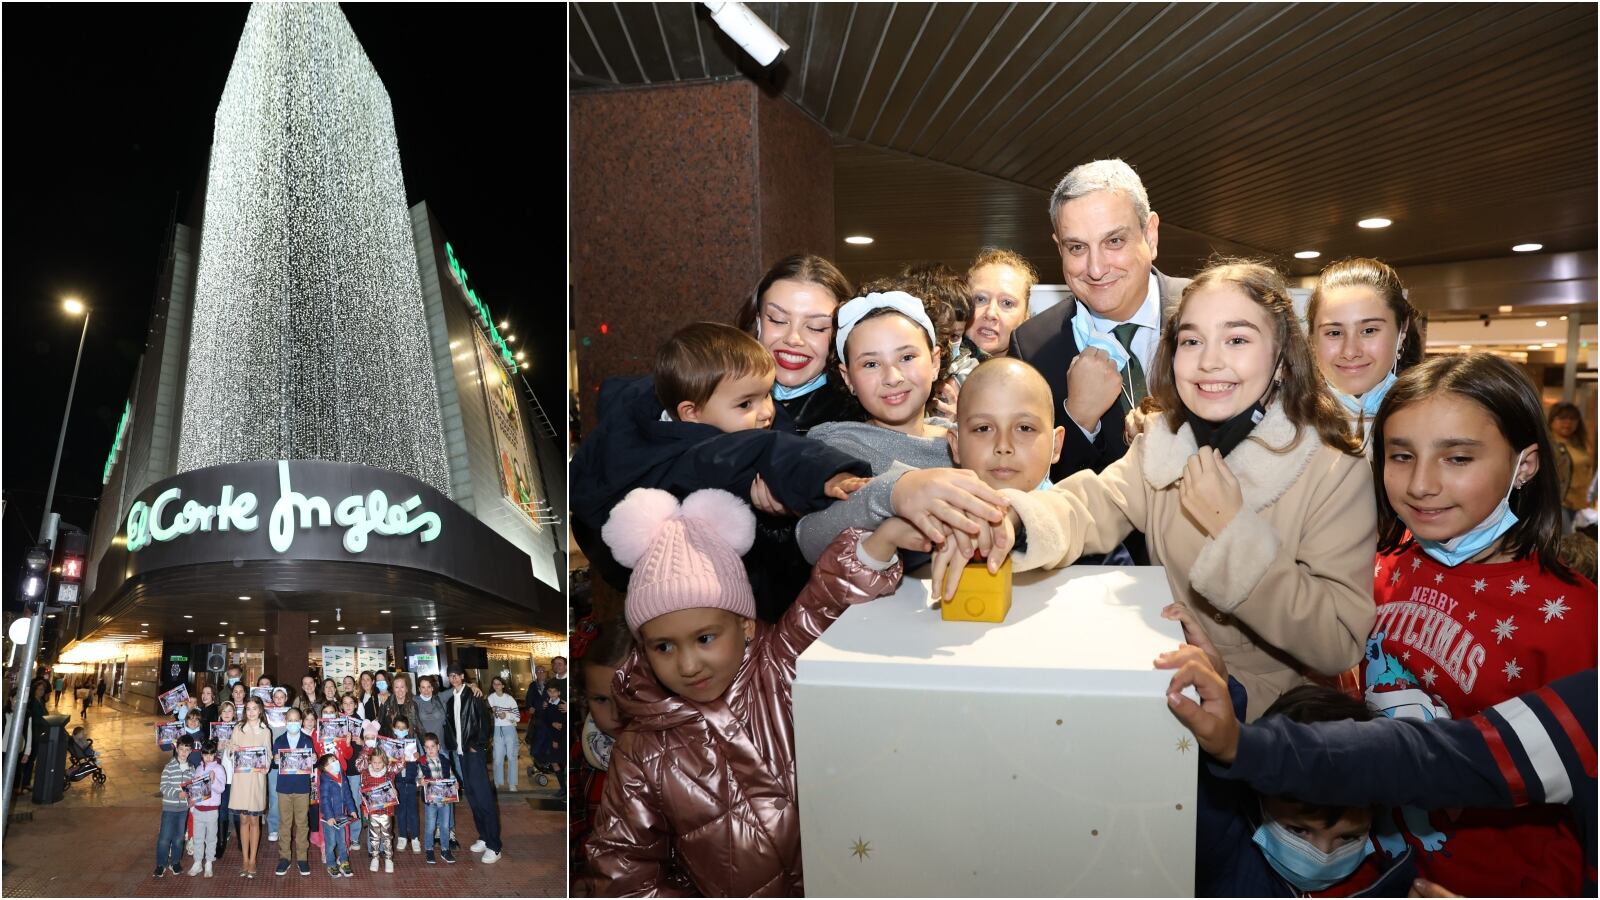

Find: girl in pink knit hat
585;487;925;897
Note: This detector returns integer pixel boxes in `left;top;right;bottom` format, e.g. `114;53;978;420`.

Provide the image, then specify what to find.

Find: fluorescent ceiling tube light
704;1;789;67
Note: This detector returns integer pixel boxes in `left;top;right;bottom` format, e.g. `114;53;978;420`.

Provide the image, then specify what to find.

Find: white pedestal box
793;566;1197;897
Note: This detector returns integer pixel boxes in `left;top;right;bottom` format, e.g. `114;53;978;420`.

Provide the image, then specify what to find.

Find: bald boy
946;358;1065;493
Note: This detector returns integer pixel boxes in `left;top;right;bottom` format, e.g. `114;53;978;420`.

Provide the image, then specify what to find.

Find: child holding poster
358;748;400;872
224;698;272;877
154;734;196;878
385;715;422;852
317;752;357;878
270;707;315;876
419;734;456;865
186;740;226;877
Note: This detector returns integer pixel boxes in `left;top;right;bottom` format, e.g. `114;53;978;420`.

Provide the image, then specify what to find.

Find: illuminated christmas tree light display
178;3;450;495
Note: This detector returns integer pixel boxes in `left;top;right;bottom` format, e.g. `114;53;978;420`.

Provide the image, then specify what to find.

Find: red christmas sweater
1363;544;1596;896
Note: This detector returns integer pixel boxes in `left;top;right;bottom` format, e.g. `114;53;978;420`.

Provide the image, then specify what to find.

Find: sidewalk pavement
3;695;563;897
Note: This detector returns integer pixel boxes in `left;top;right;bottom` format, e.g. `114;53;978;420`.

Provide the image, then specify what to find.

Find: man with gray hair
1012;158;1190;482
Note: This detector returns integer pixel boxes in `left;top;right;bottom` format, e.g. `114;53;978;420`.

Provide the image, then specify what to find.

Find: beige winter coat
1004;402;1377;719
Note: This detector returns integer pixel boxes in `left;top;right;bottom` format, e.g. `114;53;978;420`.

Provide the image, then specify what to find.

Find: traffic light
21;545;50;604
54;530;88;607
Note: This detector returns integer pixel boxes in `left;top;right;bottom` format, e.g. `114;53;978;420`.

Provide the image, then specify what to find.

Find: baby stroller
65;737;106;786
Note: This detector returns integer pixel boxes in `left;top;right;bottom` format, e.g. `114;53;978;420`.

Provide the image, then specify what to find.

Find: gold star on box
1176;736;1193;753
851;837;872;861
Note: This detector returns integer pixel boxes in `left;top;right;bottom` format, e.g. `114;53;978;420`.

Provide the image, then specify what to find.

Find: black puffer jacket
570;376;870;595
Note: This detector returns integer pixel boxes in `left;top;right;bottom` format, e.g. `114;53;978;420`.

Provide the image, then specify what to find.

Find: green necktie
1112;322;1147;410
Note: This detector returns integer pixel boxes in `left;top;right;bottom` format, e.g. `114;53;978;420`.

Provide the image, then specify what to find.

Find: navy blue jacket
318;771;356;821
1214;669;1596;897
570;376;870;596
271;731;315;794
1198;679;1416;896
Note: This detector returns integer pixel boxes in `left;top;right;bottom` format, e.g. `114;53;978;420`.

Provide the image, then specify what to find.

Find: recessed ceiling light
220;621;228;625
1542;342;1558;348
411;625;419;629
1357;217;1392;229
844;235;874;245
1293;250;1321;259
1527;344;1543;350
1498;305;1514;313
46;614;56;619
183;615;193;619
1512;243;1542;252
140;623;149;627
1458;344;1472;350
1536;320;1548;327
310;630;317;634
259;628;266;632
427;616;435;620
337;626;345;631
239;595;251;600
186;629;194;633
310;619;319;623
1560;315;1569;321
380;610;391;614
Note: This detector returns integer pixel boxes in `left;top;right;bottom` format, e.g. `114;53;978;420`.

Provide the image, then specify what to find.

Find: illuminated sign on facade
125;460;442;555
444;242;517;371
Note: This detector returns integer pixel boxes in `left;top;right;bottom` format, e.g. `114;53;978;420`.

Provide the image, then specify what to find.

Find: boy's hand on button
891;467;1007;544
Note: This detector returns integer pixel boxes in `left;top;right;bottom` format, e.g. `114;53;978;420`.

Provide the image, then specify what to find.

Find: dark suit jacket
1011;268;1190;482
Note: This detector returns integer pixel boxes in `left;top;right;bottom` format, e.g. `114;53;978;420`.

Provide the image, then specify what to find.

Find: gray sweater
795;420;954;562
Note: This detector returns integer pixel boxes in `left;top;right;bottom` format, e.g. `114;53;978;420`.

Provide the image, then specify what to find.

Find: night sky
2;4;567;593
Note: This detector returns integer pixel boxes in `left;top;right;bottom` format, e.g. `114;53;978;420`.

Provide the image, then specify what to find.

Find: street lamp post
2;298;90;828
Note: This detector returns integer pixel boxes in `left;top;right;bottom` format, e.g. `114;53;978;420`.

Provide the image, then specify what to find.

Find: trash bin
31;714;70;805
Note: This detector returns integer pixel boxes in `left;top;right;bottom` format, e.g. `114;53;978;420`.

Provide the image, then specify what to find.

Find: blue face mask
772;371;827;401
393;728;408;738
1333;368;1397;418
185;726;200;735
286;722;301;735
226;677;240;687
1417;451;1528;567
1252;813;1373;891
376;680;388;693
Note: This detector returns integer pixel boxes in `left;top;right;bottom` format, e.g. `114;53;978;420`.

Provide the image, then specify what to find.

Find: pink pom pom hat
601;487;758;635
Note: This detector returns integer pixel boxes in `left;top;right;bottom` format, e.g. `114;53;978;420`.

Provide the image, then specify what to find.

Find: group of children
568;245;1595;896
152;670;477;879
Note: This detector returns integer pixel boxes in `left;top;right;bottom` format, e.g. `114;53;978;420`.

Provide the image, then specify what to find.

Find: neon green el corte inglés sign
445;242;517;371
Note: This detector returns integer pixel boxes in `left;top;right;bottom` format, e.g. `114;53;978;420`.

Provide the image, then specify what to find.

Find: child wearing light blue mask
1365;352;1594;896
1308;257;1421;451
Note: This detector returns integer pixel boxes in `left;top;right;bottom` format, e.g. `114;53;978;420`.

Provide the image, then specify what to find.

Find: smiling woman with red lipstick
735;254;865;434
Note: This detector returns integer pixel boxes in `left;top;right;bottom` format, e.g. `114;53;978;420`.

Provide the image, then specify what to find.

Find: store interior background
568;1;1597;456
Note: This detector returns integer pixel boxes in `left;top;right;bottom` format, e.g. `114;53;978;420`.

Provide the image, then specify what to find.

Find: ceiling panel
571;2;1597;274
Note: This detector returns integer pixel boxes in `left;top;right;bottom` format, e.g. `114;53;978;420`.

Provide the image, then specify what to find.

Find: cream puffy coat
1004;402;1377;719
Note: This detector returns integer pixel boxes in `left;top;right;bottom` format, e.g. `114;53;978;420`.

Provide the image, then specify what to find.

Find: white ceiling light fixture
1498;305;1514;313
1357;217;1392;229
239;595;251;600
1293;250;1321;260
703;1;789;67
1512;243;1543;252
844;235;874;245
1542;342;1558;348
1536;320;1548;327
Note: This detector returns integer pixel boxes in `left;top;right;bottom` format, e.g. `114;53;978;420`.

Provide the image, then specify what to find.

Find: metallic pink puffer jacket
586;529;902;897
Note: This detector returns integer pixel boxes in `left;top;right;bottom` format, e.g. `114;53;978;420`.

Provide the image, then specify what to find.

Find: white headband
835;291;938;360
